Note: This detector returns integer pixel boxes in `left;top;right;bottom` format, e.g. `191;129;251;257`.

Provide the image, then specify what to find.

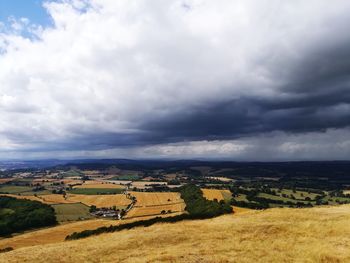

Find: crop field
272;188;318;200
67;194;131;208
61;179;83;185
257;193;310;204
73;182;124;189
68;188;124;195
103;180;131;185
234;194;248;202
130;192;183;207
131;181;167;189
125;203;185;218
61;170;83;177
0;186;33;194
1;193;131;208
125;192;186;218
36;194;75;204
202;189;232;201
0;178;14;184
207;176;233;182
322;195;350;205
52;203;93;222
110;174;140;181
0;194;43;202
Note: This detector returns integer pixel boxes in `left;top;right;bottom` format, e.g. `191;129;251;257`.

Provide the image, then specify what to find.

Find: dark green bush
0;196;57;236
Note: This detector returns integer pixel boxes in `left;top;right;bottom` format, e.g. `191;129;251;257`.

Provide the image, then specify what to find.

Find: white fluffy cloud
0;0;350;159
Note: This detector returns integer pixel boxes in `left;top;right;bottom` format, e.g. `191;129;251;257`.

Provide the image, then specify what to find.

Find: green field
0;208;14;217
273;188;318;200
322;195;350;205
52;203;93;222
0;185;33;194
234;194;248;202
257;193;311;204
0;185;52;196
68;188;123;195
20;190;52;196
222;191;232;202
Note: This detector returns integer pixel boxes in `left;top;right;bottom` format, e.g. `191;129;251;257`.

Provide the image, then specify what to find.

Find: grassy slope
1;205;350;262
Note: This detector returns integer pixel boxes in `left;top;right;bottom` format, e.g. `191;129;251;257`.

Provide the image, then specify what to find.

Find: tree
89;205;97;213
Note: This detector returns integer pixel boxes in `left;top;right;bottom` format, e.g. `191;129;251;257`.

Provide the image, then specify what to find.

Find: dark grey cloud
0;0;350;159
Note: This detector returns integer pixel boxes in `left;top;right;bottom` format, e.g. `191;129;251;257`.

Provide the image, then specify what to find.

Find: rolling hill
1;205;350;262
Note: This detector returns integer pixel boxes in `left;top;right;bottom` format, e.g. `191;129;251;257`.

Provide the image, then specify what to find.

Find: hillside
1;205;350;262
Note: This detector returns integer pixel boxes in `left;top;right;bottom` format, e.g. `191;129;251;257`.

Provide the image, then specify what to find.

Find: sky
0;0;350;160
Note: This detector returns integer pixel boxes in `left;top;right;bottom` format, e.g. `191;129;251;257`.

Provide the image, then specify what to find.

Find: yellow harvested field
2;205;350;262
125;192;186;218
4;194;131;208
67;194;131;208
202;188;231;201
73;183;124;189
125;203;185;218
130;192;183;207
62;179;83;185
36;194;76;204
343;190;350;195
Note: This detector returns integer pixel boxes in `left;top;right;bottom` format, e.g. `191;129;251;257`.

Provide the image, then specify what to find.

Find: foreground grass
1;205;350;262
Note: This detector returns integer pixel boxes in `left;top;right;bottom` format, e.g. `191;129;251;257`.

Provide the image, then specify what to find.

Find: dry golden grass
231;206;253;215
2;205;350;262
202;188;231;201
0;214;184;251
130;192;183;207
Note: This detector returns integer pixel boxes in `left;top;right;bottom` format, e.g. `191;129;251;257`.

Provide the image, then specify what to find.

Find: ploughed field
1;205;350;262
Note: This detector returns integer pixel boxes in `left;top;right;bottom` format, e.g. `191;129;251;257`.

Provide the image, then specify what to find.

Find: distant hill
1;205;350;262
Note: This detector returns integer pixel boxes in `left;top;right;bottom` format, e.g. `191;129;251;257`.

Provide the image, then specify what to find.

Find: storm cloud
0;0;350;160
